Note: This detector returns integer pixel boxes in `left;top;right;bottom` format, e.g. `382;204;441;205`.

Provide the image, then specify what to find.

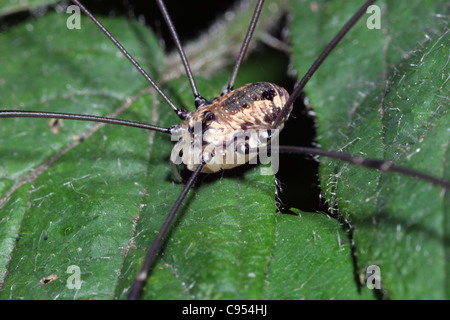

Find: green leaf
0;0;60;16
1;0;447;300
0;0;288;300
289;0;449;299
0;11;166;299
264;212;370;299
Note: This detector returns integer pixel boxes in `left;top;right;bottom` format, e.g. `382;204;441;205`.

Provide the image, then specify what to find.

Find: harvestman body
171;82;290;173
0;0;448;300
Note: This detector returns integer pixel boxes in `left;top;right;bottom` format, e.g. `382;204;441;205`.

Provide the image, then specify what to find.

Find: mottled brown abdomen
211;82;290;130
171;82;292;173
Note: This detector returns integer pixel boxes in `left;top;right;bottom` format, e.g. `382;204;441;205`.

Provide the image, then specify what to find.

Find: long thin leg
156;0;205;108
0;110;171;134
277;145;450;189
226;0;265;93
71;0;189;120
128;161;206;300
273;0;377;129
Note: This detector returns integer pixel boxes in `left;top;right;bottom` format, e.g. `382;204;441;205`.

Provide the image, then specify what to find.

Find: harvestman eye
204;111;215;122
0;0;448;301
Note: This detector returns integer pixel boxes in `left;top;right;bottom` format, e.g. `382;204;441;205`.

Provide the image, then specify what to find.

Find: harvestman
0;0;448;299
